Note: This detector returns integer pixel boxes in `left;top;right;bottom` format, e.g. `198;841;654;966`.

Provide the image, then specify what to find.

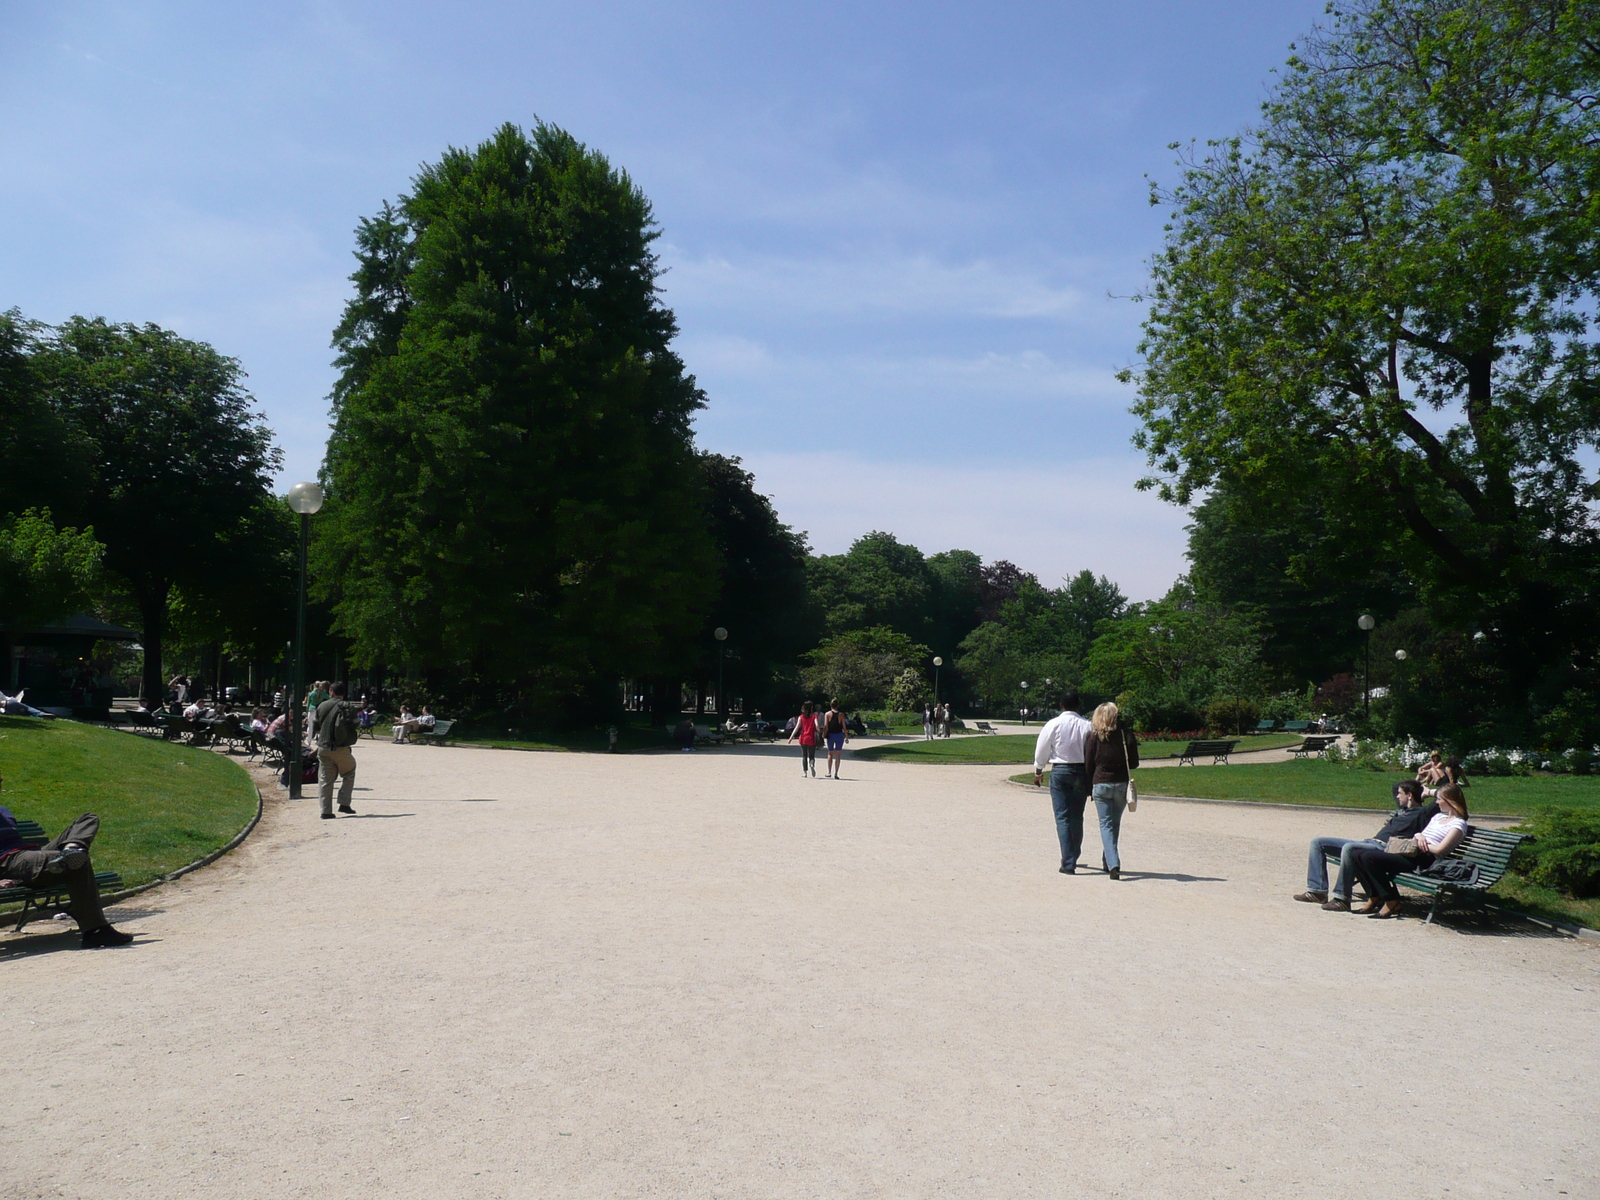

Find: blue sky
0;0;1325;598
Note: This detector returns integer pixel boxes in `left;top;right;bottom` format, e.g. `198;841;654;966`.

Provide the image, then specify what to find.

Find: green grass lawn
857;732;1301;766
0;716;258;892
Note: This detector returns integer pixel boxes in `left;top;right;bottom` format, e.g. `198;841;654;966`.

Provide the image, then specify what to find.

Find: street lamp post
286;482;324;800
1358;613;1376;719
1019;680;1029;724
932;656;943;703
714;627;728;727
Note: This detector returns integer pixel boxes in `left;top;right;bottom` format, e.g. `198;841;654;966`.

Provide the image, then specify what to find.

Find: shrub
1203;696;1260;735
1510;810;1600;899
1121;686;1204;734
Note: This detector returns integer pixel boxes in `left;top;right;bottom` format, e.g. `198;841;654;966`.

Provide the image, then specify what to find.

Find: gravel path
2;740;1594;1199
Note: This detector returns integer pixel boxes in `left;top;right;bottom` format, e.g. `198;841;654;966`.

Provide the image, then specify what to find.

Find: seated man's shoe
81;924;134;948
1293;891;1327;903
1321;898;1351;912
44;846;89;874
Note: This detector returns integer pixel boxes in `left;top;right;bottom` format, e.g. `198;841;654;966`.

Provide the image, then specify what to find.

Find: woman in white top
1346;784;1469;919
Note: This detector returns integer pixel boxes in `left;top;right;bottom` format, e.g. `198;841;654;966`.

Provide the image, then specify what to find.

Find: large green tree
317;123;716;705
0;311;89;522
1126;0;1600;728
39;318;281;703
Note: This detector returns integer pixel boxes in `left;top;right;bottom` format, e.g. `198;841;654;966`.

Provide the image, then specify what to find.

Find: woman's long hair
1091;701;1120;740
1437;783;1469;821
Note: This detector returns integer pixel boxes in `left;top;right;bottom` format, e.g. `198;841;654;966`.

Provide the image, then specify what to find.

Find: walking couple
1032;692;1139;878
787;699;851;778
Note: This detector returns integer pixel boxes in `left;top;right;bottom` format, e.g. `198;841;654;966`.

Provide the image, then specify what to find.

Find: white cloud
732;449;1189;602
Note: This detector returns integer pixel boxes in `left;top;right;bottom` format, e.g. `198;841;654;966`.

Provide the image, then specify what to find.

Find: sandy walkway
2;740;1594;1199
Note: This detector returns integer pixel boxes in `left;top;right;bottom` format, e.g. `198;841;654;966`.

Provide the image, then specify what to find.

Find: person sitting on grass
0;792;134;948
1344;784;1469;919
1295;779;1435;910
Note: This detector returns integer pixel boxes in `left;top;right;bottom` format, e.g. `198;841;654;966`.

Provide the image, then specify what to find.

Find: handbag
1122;728;1138;812
1386;836;1420;856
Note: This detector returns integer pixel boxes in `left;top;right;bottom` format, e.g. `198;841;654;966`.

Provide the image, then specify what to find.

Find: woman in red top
786;700;821;778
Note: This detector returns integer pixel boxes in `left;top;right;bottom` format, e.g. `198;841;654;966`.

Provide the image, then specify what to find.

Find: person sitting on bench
0;798;134;948
1294;780;1436;911
1345;784;1469;919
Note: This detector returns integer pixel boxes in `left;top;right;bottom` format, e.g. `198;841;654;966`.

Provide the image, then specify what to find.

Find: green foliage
1510;810;1600;898
1203;696;1260;736
0;311;91;522
317;122;716;703
809;532;935;641
885;667;926;713
0;509;103;629
35;317;281;701
1086;581;1262;698
799;626;929;710
1127;0;1600;737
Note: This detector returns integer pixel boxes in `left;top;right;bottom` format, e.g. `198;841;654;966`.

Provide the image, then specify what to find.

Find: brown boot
1293;891;1328;903
1321;898;1350;912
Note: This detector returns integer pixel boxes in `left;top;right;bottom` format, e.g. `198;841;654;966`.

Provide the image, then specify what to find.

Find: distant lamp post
1019;679;1029;724
714;627;728;726
1357;613;1376;718
1394;649;1408;662
932;656;943;703
285;482;325;800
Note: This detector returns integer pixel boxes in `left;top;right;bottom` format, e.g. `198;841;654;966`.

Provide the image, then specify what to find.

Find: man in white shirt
1032;690;1093;873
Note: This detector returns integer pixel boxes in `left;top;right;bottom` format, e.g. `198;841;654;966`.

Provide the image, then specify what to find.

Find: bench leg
1423;891;1443;925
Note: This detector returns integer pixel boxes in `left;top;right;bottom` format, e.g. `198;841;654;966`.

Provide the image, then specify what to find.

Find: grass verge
0;716;258;892
858;732;1302;766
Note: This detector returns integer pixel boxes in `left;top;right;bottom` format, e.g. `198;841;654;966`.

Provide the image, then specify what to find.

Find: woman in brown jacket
1083;701;1139;879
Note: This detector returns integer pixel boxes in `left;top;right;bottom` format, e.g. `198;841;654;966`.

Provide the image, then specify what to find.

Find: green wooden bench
411;718;455;746
973;721;1000;735
1253;719;1281;734
1289;735;1341;758
1282;720;1312;734
866;719;891;733
1176;738;1240;766
1323;825;1531;925
1;819;122;934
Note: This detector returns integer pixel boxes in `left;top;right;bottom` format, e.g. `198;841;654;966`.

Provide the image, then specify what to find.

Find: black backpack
330;701;360;748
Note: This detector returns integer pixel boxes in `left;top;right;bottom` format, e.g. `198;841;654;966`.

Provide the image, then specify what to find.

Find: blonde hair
1091;701;1120;739
1437;783;1469;820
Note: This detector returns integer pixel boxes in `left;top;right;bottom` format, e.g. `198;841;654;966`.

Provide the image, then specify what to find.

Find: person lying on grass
1294;779;1436;911
0;784;134;948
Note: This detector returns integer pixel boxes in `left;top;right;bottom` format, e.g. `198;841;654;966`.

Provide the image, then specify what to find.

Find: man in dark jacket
0;798;133;947
1295;780;1436;911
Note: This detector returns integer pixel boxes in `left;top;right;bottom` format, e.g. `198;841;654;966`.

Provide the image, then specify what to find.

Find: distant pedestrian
937;702;950;738
786;701;821;778
1032;690;1092;874
1083;701;1139;879
311;681;360;819
922;703;934;740
822;699;850;779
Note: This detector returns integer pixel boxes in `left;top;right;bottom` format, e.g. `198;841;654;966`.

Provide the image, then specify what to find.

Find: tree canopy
1126;0;1600;725
317;122;716;704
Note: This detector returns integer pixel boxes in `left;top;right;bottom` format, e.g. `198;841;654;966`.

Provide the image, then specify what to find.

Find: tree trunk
137;582;169;705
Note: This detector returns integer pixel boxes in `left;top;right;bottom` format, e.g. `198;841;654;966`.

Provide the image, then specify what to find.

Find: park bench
1323;826;1531;925
357;710;383;739
1289;735;1341;758
125;710;162;736
866;719;891;733
1253;719;1281;734
973;721;1000;735
1282;720;1311;734
1;818;122;934
410;718;455;746
1176;738;1241;766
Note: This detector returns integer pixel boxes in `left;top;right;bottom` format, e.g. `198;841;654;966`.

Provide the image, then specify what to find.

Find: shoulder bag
1385;836;1421;857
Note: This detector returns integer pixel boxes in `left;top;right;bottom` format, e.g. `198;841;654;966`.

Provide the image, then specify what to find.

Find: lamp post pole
1019;680;1029;725
714;627;728;727
932;656;942;703
286;483;325;800
1358;614;1376;719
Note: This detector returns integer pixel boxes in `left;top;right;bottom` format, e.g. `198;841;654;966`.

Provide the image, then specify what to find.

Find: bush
1510;810;1600;899
1259;686;1316;722
1203;697;1260;735
1121;686;1204;734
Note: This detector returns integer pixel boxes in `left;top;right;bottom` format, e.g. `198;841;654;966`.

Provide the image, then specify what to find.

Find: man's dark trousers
1;814;108;929
1049;764;1089;870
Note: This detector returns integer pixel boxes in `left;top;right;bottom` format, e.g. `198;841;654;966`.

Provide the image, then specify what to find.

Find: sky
0;0;1328;599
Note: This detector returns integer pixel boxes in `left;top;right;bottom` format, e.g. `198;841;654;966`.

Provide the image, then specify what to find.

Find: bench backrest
1283;720;1310;732
430;719;455;736
13;819;48;848
1185;739;1239;752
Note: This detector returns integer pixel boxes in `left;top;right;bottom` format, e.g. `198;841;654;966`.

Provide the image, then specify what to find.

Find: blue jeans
1093;782;1128;871
1049;765;1089;870
1307;836;1381;900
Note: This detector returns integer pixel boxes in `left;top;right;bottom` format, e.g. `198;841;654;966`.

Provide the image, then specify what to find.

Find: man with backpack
311;681;361;819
